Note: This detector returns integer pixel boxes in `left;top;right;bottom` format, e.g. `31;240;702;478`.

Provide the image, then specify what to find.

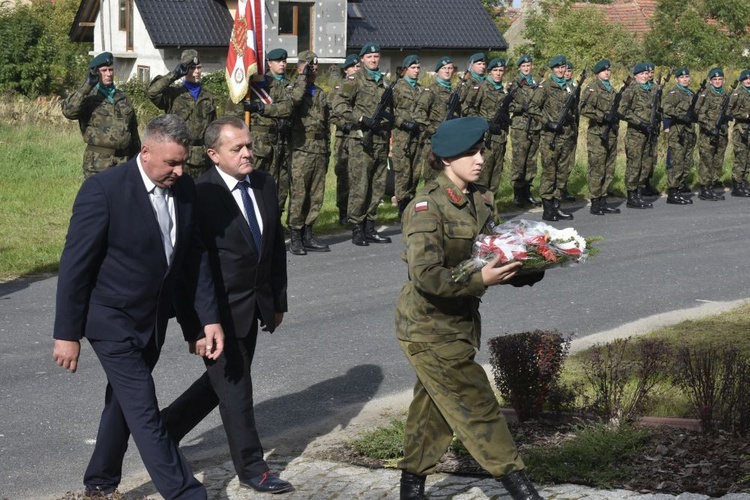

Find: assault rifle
444;69;471;122
675;79;706;145
484;80;525;148
549;69;587;150
361;76;399;150
601;76;632;150
710;79;740;151
647;72;670;147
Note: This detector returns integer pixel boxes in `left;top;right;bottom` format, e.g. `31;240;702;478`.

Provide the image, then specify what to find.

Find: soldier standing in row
529;55;576;221
661;67;697;205
474;57;510;194
62;52;140;178
391;55;423;219
560;61;579;202
331;42;392;246
147;50;216;178
727;69;750;197
460;52;487;117
330;54;360;225
642;62;661;197
695;67;730;201
580;59;621;215
287;51;330;255
508;55;542;208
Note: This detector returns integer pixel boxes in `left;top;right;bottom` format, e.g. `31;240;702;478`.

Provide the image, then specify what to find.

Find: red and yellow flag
226;0;265;103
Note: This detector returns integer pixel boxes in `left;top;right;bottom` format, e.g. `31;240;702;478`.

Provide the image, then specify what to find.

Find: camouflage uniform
727;85;750;192
329;75;356;221
474;79;510;192
392;78;423;209
147;72;216;178
459;73;484;117
508;73;541;192
413;81;457;181
396;172;525;478
580;79;618;198
620;83;657;192
662;84;697;191
695;86;730;189
62;82;140;178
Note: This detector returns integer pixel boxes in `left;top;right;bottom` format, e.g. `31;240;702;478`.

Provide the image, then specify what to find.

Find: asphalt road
1;193;748;499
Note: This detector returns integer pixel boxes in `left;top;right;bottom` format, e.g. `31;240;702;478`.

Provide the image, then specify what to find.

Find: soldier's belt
86;145;128;156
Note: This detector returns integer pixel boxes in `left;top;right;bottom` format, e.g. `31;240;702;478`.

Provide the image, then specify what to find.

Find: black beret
633;62;649;75
549;55;567;68
708;67;724;79
432;117;488;158
468;52;486;65
340;54;360;69
266;48;288;61
359;42;380;56
403;54;420;68
593;59;610;74
740;69;750;81
674;67;690;77
517;54;533;66
89;52;113;69
487;58;506;71
435;56;453;72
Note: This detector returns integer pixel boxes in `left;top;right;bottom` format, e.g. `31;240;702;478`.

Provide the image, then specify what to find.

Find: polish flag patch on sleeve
415;201;429;212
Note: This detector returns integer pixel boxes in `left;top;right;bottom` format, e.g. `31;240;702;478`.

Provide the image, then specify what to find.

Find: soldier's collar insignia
446;187;464;204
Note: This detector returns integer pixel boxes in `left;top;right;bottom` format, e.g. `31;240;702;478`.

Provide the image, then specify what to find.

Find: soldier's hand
488;122;504;135
173;62;190;79
360;116;381;132
401;121;420;134
243;100;265;115
303;62;314;77
546;121;559;132
86;68;99;87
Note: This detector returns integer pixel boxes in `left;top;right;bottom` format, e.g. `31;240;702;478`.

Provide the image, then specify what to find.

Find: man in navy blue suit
52;114;224;499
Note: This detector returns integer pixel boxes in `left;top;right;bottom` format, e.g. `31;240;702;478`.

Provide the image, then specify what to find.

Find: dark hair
143;114;193;148
204;116;248;150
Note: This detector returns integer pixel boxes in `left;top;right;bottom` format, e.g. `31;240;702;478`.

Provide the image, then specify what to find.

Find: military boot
666;188;690;205
399;471;427;500
679;181;692;194
742;181;750;196
699;185;719;201
560;185;576;201
636;189;653;208
338;208;348;226
499;470;543;500
302;225;330;252
589;197;605;216
626;190;643;208
364;219;391;243
553;198;574;220
541;199;559;221
513;187;525;207
524;185;541;206
351;223;369;246
641;182;659;197
731;181;750;197
600;196;621;214
289;228;307;255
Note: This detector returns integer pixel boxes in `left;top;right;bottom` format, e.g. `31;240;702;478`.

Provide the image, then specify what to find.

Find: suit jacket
179;167;288;339
53;159;219;348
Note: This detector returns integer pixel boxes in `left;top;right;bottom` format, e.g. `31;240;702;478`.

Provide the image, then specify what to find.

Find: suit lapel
249;171;268;255
126;162;169;268
207;168;259;256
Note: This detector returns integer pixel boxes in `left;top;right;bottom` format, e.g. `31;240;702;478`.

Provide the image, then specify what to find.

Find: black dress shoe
241;471;294;494
84;486;118;498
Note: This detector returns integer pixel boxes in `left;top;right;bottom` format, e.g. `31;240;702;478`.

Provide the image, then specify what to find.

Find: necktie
152;186;174;263
238;180;263;252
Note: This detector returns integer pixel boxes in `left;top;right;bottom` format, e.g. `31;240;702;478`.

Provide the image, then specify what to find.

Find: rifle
710;79;740;150
484;80;525;148
647;73;669;147
444;68;470;122
601;75;632;150
549;69;587;150
361;76;399;150
676;79;706;145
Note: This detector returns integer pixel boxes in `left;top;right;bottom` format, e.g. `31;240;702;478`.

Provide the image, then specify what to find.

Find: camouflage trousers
478;136;506;193
391;130;421;204
586;130;617;198
256;143;291;214
288;149;327;230
347;140;388;224
665;127;695;189
398;338;525;477
539;130;575;200
82;149;129;178
731;125;750;183
697;130;728;186
624;128;655;191
333;133;350;213
646;132;661;182
509;128;540;189
562;134;578;188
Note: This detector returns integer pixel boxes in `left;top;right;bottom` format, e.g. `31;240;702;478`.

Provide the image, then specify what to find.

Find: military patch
424;88;431;92
472;86;480;90
588;88;595;92
415;201;428;212
669;90;676;94
446;187;463;203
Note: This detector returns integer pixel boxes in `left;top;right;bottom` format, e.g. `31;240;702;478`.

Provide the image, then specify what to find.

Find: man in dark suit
161;116;292;493
52;114;224;499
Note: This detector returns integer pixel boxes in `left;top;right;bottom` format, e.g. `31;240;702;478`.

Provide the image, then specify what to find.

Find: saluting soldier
695;67;730;201
508;54;542;207
391;54;423;219
287;51;330;255
147;49;216;178
330;42;393;246
459;52;487;117
580;59;621;215
62;52;140;178
620;62;656;208
528;55;576;221
726;69;750;197
329;54;360;225
474;57;510;194
413;56;460;182
661;67;697;205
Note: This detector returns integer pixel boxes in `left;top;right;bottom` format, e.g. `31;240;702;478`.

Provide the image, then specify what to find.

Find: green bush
349;419;404;460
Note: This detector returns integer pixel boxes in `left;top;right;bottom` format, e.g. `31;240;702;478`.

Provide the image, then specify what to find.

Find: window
278;3;312;53
137;66;151;83
119;0;134;50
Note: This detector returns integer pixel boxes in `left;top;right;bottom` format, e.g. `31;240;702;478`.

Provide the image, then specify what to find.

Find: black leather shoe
699;186;718;201
560;187;576;201
635;189;653;208
590;197;605;215
400;471;427;500
541;199;558;221
524;185;541;206
302;225;330;252
499;470;543;500
84;486;118;498
289;228;307;255
352;223;369;246
241;471;293;494
364;220;391;243
553;199;574;220
679;183;692;194
513;187;525;207
666;188;690;205
599;197;621;213
641;183;659;197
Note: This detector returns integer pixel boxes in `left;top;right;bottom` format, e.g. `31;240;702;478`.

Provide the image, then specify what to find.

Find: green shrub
348;419;404;460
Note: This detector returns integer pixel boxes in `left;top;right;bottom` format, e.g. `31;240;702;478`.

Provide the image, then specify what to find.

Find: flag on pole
226;0;265;104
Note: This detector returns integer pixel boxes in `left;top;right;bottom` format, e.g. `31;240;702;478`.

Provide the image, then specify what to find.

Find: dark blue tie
238;180;262;252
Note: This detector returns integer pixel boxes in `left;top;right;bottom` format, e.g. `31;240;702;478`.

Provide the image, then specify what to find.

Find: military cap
674;67;690;77
432;117;488;158
549;55;567;68
633;62;649;75
566;61;575;70
644;62;655;71
89;51;114;69
487;58;506;71
740;69;750;81
340;54;360;69
593;59;610;74
517;54;533;66
468;52;486;65
359;42;380;56
266;48;287;61
298;50;318;64
180;49;200;67
435;56;454;72
708;67;724;79
403;54;420;68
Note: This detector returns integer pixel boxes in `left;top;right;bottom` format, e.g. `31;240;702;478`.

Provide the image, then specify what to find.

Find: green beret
487;58;506;71
549;55;567;68
468;52;486;65
403;54;420;68
633;62;649;75
644;62;655;71
517;54;533;66
593;59;610;74
340;54;360;69
297;50;318;64
708;67;724;79
740;69;750;81
359;42;380;56
89;52;113;69
180;50;199;66
431;117;488;158
266;48;287;61
435;56;453;72
674;67;690;77
566;61;574;70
